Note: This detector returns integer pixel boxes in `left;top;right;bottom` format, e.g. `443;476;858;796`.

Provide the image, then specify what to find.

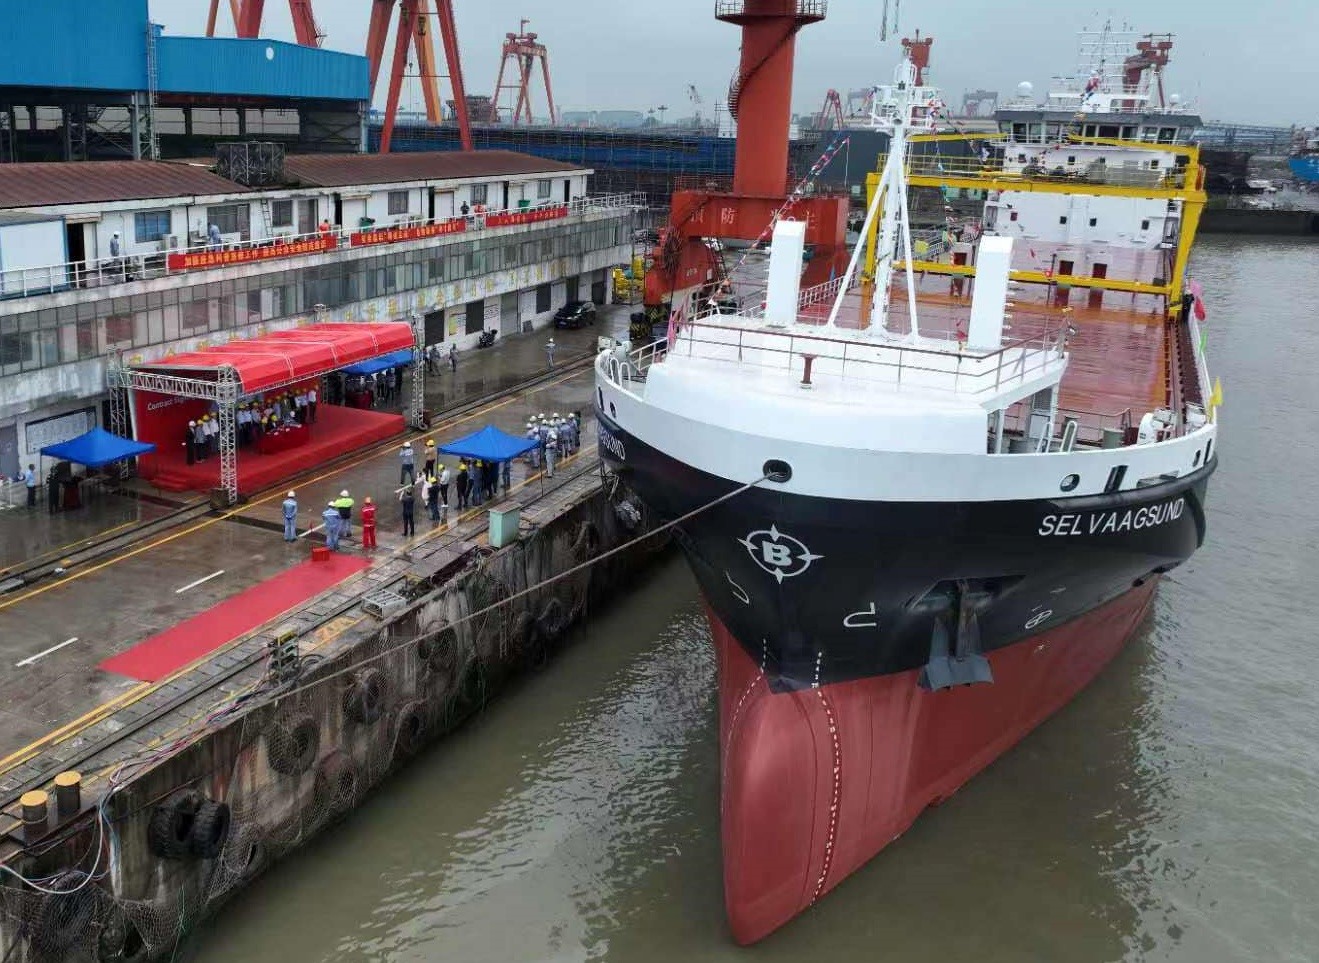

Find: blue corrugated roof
0;0;367;103
0;0;149;91
158;36;368;101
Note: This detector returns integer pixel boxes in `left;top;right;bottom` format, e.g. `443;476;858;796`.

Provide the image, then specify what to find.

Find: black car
554;300;597;328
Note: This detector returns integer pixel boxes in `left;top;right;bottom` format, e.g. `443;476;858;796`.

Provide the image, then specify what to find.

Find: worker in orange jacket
360;496;378;550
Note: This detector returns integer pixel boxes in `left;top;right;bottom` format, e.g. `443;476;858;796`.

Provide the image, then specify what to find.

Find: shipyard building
0;0;638;479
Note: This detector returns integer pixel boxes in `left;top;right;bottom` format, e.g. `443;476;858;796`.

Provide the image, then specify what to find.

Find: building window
104;314;133;347
470;183;488;205
537;179;552;199
388;191;409;215
271;199;294;227
206;204;250;240
133;210;171;243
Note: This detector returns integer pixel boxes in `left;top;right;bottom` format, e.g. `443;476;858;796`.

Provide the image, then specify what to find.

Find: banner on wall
484;206;569;228
166;236;337;272
349;219;467;248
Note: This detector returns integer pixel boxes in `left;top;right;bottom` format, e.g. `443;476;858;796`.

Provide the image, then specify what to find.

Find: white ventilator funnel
763;219;807;325
967;234;1014;350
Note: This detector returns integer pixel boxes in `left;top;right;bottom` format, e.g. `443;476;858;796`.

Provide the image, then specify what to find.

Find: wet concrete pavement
0;309;627;766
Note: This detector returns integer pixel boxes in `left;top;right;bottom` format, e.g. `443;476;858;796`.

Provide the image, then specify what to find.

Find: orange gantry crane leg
207;0;322;46
490;21;556;125
368;0;474;152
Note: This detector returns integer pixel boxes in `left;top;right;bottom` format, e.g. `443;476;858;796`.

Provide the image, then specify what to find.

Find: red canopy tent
113;322;420;503
129;322;415;394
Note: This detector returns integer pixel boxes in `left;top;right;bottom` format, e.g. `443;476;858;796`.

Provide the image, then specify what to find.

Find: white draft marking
843;602;879;629
725;571;751;605
15;637;79;667
175;569;225;595
738;525;822;583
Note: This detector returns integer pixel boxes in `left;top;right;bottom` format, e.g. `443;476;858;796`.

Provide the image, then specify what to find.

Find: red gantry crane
367;0;474;152
208;0;474;153
490;20;557;124
641;1;849;330
205;0;324;46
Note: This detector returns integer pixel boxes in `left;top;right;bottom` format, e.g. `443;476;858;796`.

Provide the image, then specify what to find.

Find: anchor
919;579;994;691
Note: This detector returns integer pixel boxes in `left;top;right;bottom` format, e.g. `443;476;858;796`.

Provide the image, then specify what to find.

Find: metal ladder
140;22;160;160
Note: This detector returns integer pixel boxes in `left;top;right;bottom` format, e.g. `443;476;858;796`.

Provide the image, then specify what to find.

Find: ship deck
774;272;1169;428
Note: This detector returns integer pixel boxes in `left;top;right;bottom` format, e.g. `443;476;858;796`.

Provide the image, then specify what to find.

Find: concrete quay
0;309;666;961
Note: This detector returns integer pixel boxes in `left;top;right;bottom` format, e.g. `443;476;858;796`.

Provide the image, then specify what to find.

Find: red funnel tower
718;0;825;196
639;1;846;340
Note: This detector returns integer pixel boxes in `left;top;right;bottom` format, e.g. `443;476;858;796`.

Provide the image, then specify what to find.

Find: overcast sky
152;0;1317;126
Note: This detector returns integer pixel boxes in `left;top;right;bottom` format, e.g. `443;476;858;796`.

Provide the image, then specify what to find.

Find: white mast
824;54;934;338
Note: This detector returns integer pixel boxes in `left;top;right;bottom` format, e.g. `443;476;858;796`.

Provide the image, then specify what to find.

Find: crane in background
687;84;703;126
205;0;324;47
814;89;843;131
490;20;557;124
206;0;474;153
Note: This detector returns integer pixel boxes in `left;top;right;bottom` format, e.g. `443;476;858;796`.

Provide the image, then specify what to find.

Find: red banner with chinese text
484;206;569;228
166;236;338;272
348;219;467;248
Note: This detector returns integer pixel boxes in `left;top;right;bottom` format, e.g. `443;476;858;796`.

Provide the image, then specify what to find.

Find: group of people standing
183;388;320;464
281;488;372;551
524;412;581;479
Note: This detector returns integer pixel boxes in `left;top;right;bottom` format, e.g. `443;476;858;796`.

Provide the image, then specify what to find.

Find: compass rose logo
739;525;823;583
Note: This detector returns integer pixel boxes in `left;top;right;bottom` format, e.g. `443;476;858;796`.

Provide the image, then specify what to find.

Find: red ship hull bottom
710;579;1158;945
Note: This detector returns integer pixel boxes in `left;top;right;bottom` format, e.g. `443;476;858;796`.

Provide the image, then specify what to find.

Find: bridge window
1010;211;1019;222
1141;219;1151;230
1089;217;1097;227
1059;216;1068;225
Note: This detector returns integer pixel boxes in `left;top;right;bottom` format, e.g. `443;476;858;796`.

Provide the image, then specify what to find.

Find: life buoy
267;712;319;776
147;788;202;859
343;667;387;725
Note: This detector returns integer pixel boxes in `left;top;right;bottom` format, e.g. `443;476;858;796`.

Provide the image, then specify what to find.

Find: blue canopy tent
339;348;415;377
40;427;156;467
438;424;537;462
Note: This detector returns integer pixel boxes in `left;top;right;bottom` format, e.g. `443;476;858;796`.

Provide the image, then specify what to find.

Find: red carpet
139;405;405;496
100;553;371;682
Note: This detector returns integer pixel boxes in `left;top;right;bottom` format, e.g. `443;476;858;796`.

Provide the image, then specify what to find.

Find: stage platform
140;405;406;496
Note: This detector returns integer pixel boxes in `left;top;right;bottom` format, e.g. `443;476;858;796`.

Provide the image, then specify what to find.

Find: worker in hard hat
322;502;342;551
282;491;298;542
361;496;377;550
333;489;355;539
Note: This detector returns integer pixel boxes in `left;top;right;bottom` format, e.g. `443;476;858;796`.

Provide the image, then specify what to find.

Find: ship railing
879;152;1193;190
1002;403;1134;449
667;316;1068;396
0;192;647;302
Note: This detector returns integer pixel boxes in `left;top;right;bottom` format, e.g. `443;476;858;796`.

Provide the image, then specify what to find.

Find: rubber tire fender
314;749;359;816
418;627;459;687
267;713;320;776
569;520;601;560
147;788;202;860
537;596;568;640
394;701;427;759
96;907;148;963
189;799;232;860
343;667;387;726
220;822;267;883
34;870;96;955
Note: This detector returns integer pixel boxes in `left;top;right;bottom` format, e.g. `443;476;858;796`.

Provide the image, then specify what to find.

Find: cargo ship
596;28;1218;944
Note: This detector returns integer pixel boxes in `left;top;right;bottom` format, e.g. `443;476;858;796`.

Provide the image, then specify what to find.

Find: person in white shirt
307;386;318;423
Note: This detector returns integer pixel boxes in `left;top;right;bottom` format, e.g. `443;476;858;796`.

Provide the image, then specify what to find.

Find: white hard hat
287;490;296;498
188;420;196;426
404;441;413;448
340;490;349;497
